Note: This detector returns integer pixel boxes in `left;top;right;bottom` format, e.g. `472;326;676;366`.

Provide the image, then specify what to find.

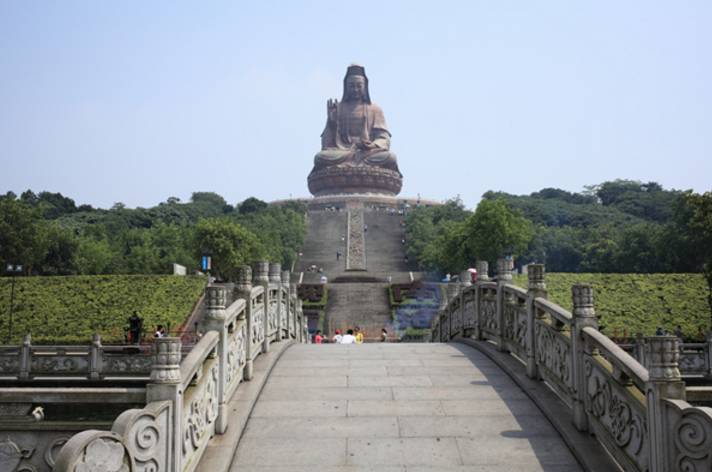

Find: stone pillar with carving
147;337;183;471
203;285;229;434
290;283;298;339
645;335;685;472
254;261;271;353
571;284;597;431
90;333;103;380
279;270;289;339
19;334;31;380
269;262;282;341
526;264;546;379
706;331;712;378
236;265;254;380
474;261;489;340
496;258;512;352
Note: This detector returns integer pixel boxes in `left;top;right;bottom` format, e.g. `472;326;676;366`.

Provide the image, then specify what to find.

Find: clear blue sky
1;1;710;209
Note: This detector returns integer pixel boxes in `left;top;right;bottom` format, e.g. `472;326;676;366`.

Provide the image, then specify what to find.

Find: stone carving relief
106;356;152;375
0;438;35;472
535;322;572;392
503;301;527;353
463;299;475;329
74;438;129;472
671;407;712;471
226;324;247;388
116;404;170;472
585;358;648;470
251;307;265;350
183;363;219;460
30;356;86;374
347;210;366;270
480;295;497;333
679;351;707;374
0;356;20;374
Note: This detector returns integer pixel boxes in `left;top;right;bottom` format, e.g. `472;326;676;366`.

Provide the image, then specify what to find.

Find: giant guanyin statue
307;64;403;196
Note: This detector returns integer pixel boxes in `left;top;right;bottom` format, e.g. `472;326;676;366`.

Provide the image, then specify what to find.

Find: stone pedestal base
308;165;402;197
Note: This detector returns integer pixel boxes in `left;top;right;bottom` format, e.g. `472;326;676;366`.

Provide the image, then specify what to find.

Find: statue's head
342;64;371;104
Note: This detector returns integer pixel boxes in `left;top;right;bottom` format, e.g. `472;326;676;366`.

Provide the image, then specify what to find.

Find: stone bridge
3;260;712;471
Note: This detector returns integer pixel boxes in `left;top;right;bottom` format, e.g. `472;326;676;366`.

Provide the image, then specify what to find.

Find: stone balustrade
0;333;156;380
41;262;306;472
432;260;712;472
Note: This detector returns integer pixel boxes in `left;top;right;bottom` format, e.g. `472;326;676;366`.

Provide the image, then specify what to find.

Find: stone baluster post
571;284;597;431
496;257;512;352
203;285;229;434
644;336;686;472
254;261;271;353
89;333;102;380
525;264;546;379
236;265;254;380
706;331;712;378
290;283;298;338
281;270;290;339
635;332;646;365
447;283;459;339
474;260;489;340
19;334;31;380
269;263;282;341
147;337;182;472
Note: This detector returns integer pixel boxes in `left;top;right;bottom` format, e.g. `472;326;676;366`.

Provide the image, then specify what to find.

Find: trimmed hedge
512;273;709;339
0;275;206;344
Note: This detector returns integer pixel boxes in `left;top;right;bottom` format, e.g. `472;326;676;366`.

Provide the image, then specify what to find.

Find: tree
462;199;533;268
238;197;268;214
676;192;712;319
0;199;48;274
193;218;266;280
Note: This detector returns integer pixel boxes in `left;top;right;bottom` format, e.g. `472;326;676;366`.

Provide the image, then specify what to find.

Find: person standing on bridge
341;329;356;344
333;329;343;344
355;326;364;344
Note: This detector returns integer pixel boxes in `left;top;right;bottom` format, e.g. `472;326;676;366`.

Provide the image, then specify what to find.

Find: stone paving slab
230;343;583;471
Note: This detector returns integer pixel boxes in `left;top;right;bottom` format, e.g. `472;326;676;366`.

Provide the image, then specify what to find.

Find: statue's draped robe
315;101;400;173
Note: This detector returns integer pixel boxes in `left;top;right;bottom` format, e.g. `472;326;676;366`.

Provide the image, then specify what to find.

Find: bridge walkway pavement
228;343;583;471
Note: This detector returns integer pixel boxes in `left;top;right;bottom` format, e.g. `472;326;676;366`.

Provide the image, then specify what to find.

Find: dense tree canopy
406;180;710;280
0;191;306;280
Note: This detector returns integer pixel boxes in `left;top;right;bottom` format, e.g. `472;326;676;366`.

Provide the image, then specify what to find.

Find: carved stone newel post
89;333;103;380
269;263;282;341
645;336;685;472
254;261;271;353
526;264;546;379
474;260;489;340
571;284;597;431
282;270;291;339
496;257;512;352
236;265;254;380
147;337;183;471
204;285;229;434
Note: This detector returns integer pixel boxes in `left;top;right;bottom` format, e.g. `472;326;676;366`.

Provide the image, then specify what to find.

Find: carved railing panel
113;401;172;472
534;320;573;404
502;286;527;359
182;357;219;472
462;288;476;331
663;399;712;471
479;287;498;342
584;354;649;471
225;321;247;399
250;304;265;360
451;297;462;336
267;289;279;339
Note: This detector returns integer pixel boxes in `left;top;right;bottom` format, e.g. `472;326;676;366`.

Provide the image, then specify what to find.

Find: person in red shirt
314;330;324;344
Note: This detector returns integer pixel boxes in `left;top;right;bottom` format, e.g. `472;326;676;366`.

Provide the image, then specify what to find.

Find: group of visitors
313;327;389;344
126;311;167;343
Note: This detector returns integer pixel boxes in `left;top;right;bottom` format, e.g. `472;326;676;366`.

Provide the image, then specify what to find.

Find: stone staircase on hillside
294;211;347;275
364;211;417;273
324;282;392;340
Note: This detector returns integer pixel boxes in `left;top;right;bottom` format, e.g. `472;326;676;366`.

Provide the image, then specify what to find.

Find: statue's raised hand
327;99;338;124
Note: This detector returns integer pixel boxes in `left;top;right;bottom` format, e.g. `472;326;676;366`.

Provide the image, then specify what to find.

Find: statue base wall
307;165;402;197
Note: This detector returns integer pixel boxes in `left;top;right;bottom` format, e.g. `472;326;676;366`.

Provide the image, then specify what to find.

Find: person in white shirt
340;329;356;344
332;329;343;344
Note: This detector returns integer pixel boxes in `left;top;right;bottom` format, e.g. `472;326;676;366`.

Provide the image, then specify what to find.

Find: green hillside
512;273;709;339
0;275;206;344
